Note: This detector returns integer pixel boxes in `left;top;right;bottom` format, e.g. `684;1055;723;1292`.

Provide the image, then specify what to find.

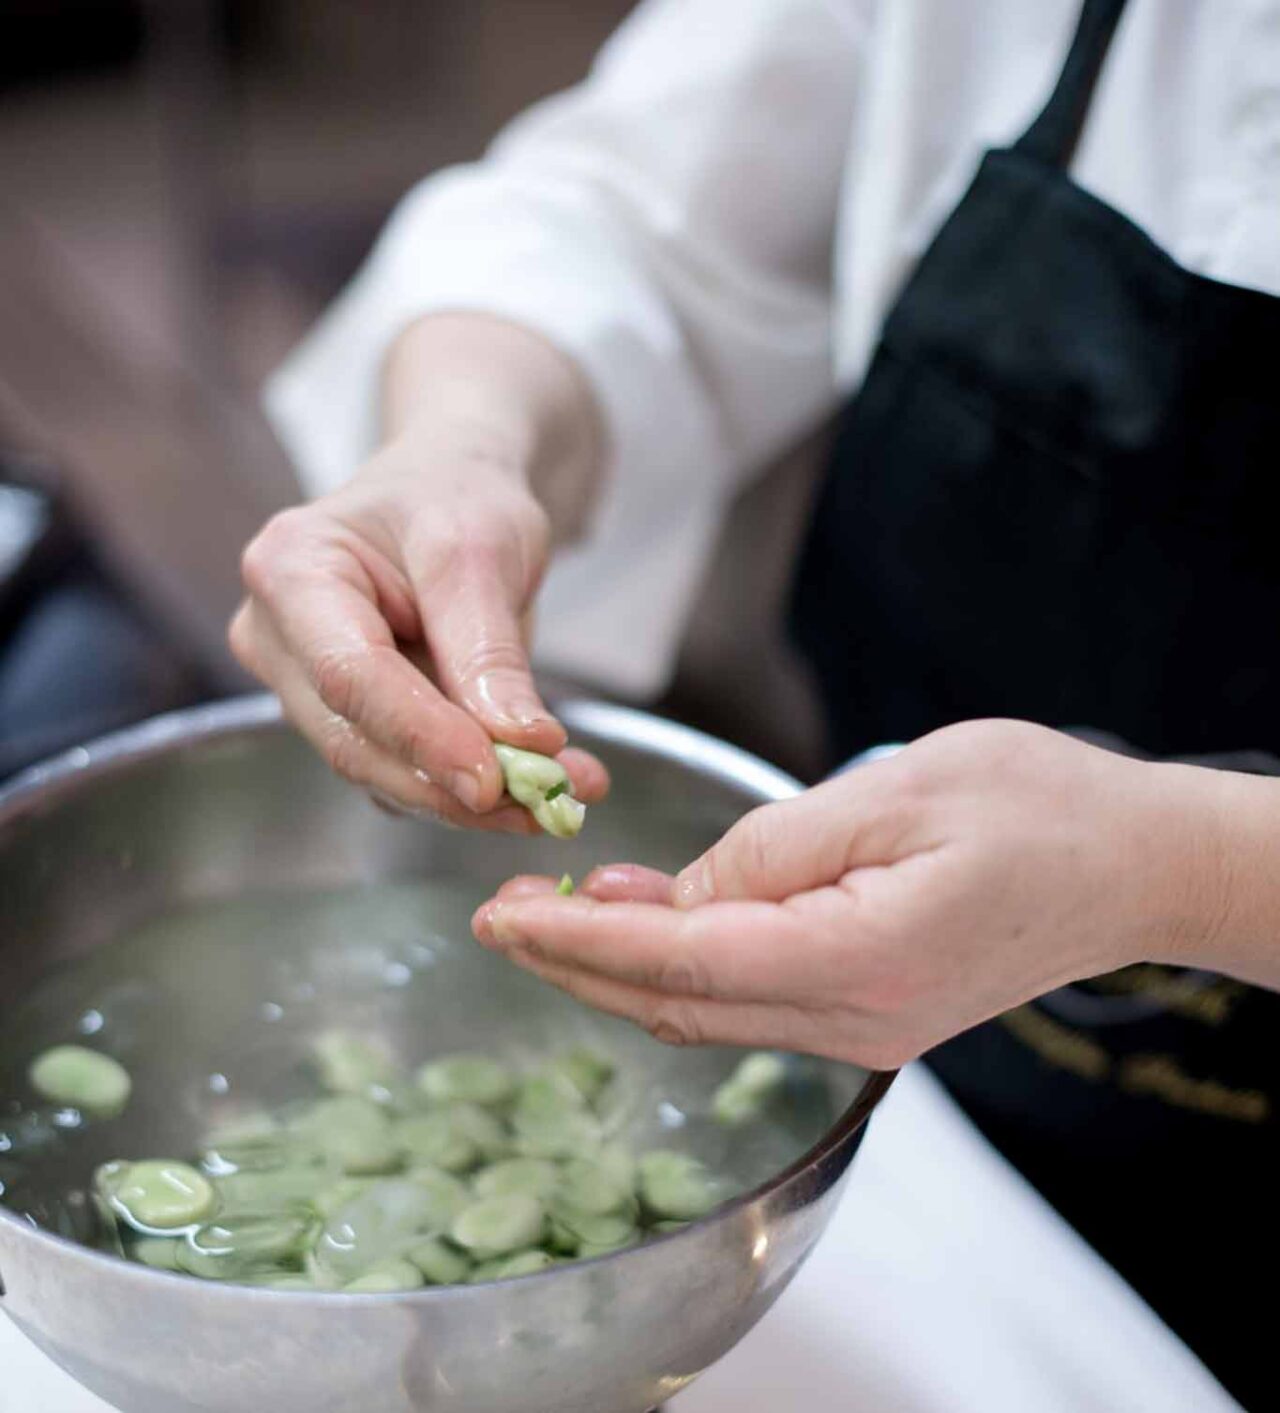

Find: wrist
382;312;603;537
1138;761;1280;987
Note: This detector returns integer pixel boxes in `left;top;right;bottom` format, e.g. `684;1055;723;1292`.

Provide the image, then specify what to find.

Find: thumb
674;762;918;908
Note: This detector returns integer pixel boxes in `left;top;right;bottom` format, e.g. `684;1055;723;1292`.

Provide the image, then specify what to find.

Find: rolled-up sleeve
265;0;869;697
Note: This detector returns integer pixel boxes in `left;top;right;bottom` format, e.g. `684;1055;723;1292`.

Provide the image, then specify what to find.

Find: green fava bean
547;1206;637;1254
638;1151;724;1222
214;1165;327;1216
557;1159;635;1218
472;1157;559;1201
29;1046;131;1118
416;1054;515;1108
292;1096;399;1176
578;1231;641;1259
444;1102;511;1161
395;1112;478;1173
450;1193;545;1259
345;1258;425;1293
131;1236;183;1270
311;1177;372;1220
100;1160;217;1232
550;1048;615;1104
469;1248;556;1283
712;1052;787;1126
407;1235;472;1285
245;1273;316;1290
178;1213;313;1279
403;1165;471;1227
493;743;586;839
313;1031;396;1097
314;1179;454;1283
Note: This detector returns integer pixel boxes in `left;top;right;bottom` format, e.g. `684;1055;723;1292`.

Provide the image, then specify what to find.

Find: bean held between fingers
495;743;586;838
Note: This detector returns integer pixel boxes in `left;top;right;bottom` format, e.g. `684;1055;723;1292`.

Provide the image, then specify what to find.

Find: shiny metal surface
0;696;893;1413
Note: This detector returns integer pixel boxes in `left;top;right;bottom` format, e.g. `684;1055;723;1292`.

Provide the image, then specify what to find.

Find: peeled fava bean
493;743;586;839
29;1046;131;1118
178;1212;314;1280
408;1235;472;1286
291;1096;399;1176
712;1052;787;1127
450;1192;545;1259
344;1258;425;1293
88;1040;770;1292
416;1054;515;1109
314;1178;455;1283
469;1248;556;1283
313;1031;395;1097
99;1160;218;1232
638;1151;724;1222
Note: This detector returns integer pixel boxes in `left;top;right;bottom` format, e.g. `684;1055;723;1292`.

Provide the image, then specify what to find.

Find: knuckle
643;999;704;1048
453;637;529;686
312;647;366;721
239;509;308;597
713;807;774;895
226;605;255;671
318;717;367;784
655;949;712;1000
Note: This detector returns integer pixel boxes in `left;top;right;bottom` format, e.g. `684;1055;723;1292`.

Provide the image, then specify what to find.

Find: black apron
790;1;1280;1405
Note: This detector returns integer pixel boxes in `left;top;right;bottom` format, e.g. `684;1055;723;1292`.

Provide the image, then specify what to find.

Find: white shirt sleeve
264;0;869;698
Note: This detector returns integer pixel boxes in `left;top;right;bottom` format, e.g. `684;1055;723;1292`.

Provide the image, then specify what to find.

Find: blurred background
1;0;827;785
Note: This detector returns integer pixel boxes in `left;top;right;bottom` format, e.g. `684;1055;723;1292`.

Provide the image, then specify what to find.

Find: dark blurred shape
2;1;144;92
0;455;213;780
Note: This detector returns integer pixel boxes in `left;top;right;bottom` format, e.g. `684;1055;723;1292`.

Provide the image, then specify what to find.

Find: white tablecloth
0;1064;1239;1413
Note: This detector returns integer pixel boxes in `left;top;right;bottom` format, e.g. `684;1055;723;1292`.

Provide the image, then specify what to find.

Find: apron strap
1014;0;1128;166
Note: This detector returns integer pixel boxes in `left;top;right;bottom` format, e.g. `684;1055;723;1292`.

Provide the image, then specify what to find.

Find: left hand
472;720;1224;1068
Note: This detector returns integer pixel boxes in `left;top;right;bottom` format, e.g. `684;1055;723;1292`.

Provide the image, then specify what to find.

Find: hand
230;314;609;830
472;720;1226;1066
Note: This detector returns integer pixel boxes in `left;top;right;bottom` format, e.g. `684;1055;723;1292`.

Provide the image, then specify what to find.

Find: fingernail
489;904;526;949
446;767;484;812
369;792;407;818
471;902;497;946
674;861;713;909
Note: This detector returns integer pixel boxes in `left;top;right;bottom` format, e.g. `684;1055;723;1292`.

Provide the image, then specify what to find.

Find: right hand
230;416;608;831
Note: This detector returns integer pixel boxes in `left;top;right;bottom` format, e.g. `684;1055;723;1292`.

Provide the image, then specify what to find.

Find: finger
411;537;564;755
244;530;501;810
480;895;830;1004
674;759;923;908
472;876;558;941
248;604;545;831
500;948;820;1052
556;747;611;805
580;865;674;904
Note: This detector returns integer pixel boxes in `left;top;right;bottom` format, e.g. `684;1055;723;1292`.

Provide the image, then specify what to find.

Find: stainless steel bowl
0;696;892;1413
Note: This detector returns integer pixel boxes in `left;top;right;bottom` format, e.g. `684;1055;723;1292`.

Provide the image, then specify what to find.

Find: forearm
382;311;605;541
1144;761;1280;991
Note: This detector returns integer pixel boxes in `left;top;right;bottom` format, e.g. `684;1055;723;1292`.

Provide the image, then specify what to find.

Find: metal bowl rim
0;694;897;1302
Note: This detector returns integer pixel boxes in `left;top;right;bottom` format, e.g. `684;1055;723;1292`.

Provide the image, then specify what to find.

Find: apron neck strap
1014;0;1128;166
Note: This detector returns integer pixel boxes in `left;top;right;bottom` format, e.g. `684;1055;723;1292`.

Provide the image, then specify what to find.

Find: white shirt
265;0;1280;699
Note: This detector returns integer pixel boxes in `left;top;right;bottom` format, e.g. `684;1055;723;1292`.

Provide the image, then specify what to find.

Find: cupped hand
472;721;1220;1066
230;425;607;830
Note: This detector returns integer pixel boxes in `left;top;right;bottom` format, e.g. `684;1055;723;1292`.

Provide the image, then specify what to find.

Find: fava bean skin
29;1046;132;1118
